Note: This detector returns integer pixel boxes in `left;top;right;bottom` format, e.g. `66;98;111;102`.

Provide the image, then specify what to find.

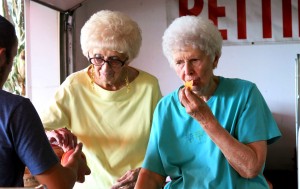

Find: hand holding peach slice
184;80;193;90
61;149;86;165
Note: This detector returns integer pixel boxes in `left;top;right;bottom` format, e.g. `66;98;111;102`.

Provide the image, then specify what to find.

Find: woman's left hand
46;128;77;152
110;167;141;189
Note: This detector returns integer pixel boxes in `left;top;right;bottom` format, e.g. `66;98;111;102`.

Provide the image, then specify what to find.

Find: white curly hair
80;10;142;63
162;16;223;67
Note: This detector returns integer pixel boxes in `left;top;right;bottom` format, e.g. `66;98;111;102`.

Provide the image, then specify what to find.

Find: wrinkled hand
64;143;91;183
46;128;77;152
181;88;215;126
111;167;141;189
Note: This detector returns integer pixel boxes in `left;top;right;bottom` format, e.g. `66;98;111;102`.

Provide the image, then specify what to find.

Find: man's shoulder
0;90;26;104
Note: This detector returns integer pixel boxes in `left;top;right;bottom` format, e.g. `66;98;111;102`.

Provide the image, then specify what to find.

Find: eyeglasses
88;53;127;68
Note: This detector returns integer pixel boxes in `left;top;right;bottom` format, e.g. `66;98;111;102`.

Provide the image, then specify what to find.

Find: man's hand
63;143;91;183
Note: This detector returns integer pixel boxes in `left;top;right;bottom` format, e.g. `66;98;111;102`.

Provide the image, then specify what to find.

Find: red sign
166;0;300;45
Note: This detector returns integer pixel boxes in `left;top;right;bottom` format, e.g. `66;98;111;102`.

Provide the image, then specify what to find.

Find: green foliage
1;0;25;95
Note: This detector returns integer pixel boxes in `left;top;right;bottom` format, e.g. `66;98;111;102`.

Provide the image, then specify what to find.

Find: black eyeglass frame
88;53;128;68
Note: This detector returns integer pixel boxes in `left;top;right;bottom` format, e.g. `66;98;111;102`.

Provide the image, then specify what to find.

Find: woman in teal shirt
135;15;281;189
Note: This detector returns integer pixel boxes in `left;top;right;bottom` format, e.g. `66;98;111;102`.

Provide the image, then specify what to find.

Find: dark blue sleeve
10;99;59;175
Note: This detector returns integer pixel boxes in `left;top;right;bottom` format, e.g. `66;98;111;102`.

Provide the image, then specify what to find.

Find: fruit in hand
61;149;86;165
184;80;193;90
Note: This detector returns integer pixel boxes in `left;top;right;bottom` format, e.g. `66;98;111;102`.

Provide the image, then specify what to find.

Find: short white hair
80;10;142;63
162;16;223;67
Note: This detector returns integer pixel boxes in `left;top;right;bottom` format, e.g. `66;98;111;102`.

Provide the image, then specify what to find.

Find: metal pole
296;55;298;153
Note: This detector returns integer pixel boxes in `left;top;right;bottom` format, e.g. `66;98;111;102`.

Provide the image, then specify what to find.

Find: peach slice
184;80;193;90
61;149;86;165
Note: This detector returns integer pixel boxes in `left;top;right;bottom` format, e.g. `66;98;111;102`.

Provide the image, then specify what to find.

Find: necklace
125;68;130;93
90;65;95;90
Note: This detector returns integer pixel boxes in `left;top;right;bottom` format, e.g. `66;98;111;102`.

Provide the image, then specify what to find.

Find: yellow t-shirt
41;66;162;188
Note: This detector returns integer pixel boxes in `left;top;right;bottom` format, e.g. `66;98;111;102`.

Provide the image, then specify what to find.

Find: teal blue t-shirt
142;77;281;189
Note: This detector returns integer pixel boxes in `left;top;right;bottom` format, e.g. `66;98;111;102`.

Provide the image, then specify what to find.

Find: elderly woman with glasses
41;10;162;189
134;15;281;189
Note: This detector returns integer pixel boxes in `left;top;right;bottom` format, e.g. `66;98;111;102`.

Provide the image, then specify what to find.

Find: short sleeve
235;85;281;144
10;99;58;175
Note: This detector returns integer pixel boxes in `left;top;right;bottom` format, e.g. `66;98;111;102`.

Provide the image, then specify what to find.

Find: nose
100;61;112;70
183;62;194;75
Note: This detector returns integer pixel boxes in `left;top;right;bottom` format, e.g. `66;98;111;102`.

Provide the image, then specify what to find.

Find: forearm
35;143;89;189
135;169;165;189
35;163;77;189
198;114;266;178
225;142;266;178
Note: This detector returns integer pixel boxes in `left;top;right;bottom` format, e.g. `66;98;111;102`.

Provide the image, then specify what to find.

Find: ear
0;48;6;55
212;56;220;69
0;48;7;66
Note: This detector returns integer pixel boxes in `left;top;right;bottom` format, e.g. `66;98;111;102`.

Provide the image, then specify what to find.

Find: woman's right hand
46;128;77;152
